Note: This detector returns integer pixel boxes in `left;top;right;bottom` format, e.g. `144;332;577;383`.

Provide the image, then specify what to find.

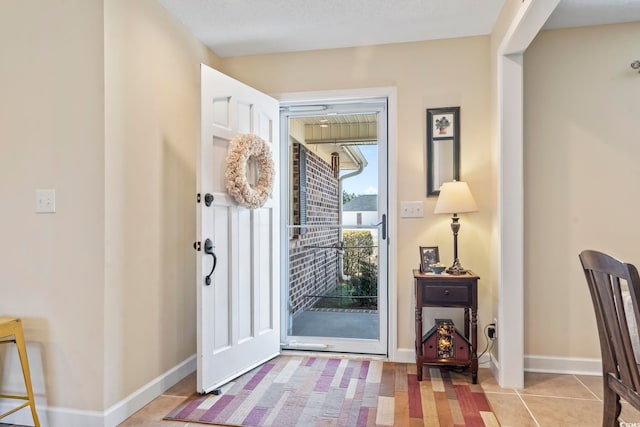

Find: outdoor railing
298;242;379;310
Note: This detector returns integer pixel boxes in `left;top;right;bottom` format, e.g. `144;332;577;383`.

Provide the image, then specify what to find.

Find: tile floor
478;369;640;427
2;366;639;426
117;367;640;427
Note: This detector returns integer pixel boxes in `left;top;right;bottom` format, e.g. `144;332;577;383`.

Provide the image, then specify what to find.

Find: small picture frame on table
419;246;440;273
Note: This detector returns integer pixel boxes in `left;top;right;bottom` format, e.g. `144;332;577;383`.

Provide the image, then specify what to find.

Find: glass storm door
280;99;389;355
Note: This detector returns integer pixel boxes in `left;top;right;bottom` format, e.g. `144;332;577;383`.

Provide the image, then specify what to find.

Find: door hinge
193;241;201;251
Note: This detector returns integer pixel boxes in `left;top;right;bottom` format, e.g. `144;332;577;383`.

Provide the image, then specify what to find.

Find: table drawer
422;284;471;306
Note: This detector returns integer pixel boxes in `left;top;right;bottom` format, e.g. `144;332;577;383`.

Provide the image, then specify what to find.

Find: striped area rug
165;355;500;427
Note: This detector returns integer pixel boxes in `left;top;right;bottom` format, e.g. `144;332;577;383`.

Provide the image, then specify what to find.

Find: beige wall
524;22;640;358
221;38;496;351
1;0;221;415
103;0;220;407
0;0;106;410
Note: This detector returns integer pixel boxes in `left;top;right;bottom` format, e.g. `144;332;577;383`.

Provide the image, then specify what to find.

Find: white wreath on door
224;133;274;209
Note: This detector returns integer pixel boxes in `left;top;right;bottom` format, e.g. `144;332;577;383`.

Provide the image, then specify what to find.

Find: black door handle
204;238;217;286
381;213;387;240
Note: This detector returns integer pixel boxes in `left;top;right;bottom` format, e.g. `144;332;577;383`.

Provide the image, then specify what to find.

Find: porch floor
291;309;378;339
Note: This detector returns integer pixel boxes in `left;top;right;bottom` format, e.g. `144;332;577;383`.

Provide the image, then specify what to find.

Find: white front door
197;64;280;393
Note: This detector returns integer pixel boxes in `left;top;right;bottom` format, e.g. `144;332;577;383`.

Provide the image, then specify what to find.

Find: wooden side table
413;269;479;383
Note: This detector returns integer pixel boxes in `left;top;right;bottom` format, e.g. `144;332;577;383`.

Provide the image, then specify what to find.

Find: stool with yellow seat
0;317;40;427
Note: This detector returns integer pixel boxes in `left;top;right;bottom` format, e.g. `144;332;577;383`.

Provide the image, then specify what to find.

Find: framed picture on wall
426;107;460;197
432;113;456;138
419;246;440;273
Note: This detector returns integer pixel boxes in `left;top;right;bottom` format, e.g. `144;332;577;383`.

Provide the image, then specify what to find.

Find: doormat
165;355;500;427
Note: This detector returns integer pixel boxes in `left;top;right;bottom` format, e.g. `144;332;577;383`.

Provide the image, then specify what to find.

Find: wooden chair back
579;250;640;426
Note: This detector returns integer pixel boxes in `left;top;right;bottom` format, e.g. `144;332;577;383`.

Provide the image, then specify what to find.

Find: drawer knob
444;289;450;295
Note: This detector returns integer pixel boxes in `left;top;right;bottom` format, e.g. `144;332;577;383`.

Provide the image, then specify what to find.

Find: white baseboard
104;354;196;426
0;403;104;427
398;352;601;377
524;354;602;376
393;348;415;363
393;352;601;384
489;354;500;379
390;351;603;383
0;354;196;427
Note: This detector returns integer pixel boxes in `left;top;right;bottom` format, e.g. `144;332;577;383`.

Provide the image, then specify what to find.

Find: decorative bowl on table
430;264;447;274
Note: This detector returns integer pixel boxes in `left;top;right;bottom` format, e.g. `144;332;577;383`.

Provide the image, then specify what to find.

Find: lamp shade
433;181;478;214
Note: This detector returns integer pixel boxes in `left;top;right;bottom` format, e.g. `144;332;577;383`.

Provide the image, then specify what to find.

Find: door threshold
280;349;389;361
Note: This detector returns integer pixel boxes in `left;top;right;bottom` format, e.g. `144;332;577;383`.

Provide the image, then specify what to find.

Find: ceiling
544;0;640;30
155;0;640;170
157;0;640;58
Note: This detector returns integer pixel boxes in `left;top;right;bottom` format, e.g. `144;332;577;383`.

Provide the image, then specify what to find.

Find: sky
341;145;378;196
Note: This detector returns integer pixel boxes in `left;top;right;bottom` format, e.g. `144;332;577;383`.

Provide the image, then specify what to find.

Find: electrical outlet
400;201;424;218
487;325;496;340
35;189;56;213
489;317;498;340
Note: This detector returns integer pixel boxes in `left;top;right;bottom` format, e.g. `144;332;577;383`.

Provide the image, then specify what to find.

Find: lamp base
446;258;467;275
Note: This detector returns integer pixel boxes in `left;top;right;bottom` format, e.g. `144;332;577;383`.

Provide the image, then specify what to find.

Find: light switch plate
36;189;56;213
400;201;424;218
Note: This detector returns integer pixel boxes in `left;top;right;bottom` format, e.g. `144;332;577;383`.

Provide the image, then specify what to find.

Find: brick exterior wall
289;143;340;314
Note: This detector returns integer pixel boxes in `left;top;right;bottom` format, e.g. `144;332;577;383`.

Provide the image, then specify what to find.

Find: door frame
495;0;560;388
274;87;399;361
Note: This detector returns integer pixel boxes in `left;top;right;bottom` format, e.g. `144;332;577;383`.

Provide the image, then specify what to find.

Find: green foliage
342;230;374;277
342;190;358;204
312;260;378;310
312;283;357;309
349;259;378;306
310;230;378;310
